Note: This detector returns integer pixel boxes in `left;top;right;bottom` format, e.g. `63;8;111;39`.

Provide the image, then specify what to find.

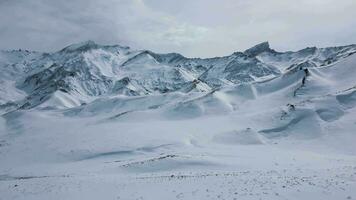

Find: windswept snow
1;41;356;200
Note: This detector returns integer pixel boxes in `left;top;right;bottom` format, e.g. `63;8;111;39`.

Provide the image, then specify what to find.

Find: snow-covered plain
1;41;356;200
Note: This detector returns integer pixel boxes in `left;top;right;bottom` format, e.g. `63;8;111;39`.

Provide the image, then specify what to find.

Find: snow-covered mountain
1;41;356;200
1;40;355;112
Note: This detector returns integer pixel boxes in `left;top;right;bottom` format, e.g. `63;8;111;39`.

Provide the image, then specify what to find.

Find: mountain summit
244;41;272;56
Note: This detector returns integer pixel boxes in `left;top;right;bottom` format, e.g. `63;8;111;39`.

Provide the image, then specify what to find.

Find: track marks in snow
1;166;355;200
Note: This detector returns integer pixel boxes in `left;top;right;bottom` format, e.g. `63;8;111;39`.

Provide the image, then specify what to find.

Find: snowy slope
1;41;356;200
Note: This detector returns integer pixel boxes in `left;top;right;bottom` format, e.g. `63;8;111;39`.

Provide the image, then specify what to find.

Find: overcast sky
1;0;356;57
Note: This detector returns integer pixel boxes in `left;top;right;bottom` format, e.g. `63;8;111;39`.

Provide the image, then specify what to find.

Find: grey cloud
0;0;355;57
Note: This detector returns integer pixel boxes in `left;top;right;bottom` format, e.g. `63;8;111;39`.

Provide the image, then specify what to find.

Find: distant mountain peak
60;40;99;53
58;40;130;53
244;41;272;57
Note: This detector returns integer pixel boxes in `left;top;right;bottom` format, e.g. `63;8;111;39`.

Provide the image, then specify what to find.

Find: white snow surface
1;41;356;200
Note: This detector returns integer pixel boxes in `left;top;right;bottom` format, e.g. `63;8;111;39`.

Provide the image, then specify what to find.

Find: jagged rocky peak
244;41;272;57
152;52;186;64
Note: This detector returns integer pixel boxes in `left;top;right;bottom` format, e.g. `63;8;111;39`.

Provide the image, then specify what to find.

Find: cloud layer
1;0;356;57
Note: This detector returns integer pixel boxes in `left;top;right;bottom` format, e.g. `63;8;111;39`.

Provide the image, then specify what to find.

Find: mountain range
1;41;355;113
1;41;356;200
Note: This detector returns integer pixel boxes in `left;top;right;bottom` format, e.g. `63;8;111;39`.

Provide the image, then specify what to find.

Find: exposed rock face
244;41;273;57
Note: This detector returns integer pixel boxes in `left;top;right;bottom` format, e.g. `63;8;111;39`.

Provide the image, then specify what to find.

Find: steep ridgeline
0;41;355;112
